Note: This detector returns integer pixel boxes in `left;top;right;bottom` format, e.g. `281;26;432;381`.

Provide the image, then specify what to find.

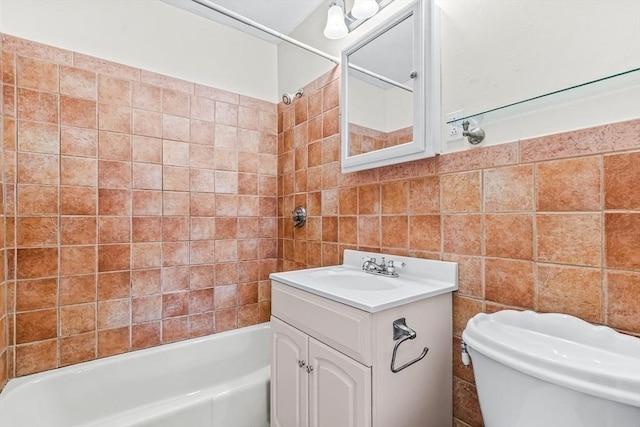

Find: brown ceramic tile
98;103;131;133
536;156;601;211
132;109;162;138
17;120;59;154
75;53;140;80
537;263;602;323
163;89;189;117
215;308;237;332
99;217;130;244
452;295;483;337
190;265;215;289
162;292;189;318
132;217;161;243
321;217;338;243
131;269;161;296
98;160;131;189
163;191;190;216
60;126;97;158
381;216;409;248
132;295;162;323
133;162;162;190
60;66;96;100
98;327;130;357
16;248;58;279
15;278;57;311
162;242;189;266
97;298;130;329
409;176;440;214
520;126;605;163
131;242;162;270
189;288;215;314
604;151;640;210
438;141;518;174
60;246;96;276
358;216;381;247
61;186;95;215
60;303;96;336
132;135;162;163
606;270;640;332
133;190;162;216
238;304;260;328
98;131;131;161
61;217;96;245
442;172;481;213
484;214;533;260
60;275;96;305
97;75;131;106
15;309;57;343
190;144;215;169
97;271;130;300
409;215;441;252
484;258;534;308
131;322;161;350
443;254;482;298
162;266;190;292
162;317;189;343
338;217;357;245
98;189;131;216
61;156;97;187
132;82;161;112
140;70;194;94
17;152;59;185
17;184;58;214
484;164;534;212
453;378;483;427
16;217;58;246
601;119;640;152
381;181;408;214
189;313;214;338
60;96;97;129
16;56;58;91
15;339;57;376
98;244;130;272
537;213;601;266
605;213;640;270
443;215;482;255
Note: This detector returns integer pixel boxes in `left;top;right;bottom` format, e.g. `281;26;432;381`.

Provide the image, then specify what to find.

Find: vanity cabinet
271;317;371;427
270;279;453;427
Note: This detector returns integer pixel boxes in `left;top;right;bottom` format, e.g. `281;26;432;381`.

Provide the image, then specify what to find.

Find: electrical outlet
446;110;464;142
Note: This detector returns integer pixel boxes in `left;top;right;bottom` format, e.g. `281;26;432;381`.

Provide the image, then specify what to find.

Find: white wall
279;0;640;152
0;0;278;102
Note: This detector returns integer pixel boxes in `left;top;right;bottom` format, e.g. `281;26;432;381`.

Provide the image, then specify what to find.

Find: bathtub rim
0;322;270;400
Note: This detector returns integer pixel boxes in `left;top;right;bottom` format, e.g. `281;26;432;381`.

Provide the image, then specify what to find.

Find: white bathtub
0;323;270;427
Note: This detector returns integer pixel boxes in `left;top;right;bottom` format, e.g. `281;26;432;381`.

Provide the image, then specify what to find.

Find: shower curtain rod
191;0;341;64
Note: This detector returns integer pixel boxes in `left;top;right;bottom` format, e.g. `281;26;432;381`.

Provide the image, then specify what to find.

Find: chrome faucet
361;256;405;278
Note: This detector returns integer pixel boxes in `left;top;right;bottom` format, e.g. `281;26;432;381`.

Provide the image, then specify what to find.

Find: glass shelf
446;68;640;125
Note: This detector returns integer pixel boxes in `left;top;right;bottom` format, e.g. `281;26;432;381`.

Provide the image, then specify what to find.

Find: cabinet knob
298;360;306;368
306;365;314;373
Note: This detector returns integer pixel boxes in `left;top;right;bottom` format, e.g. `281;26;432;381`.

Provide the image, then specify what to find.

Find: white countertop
269;250;458;313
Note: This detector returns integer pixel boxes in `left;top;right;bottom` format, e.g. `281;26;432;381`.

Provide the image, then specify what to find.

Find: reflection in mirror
341;0;440;173
347;13;414;156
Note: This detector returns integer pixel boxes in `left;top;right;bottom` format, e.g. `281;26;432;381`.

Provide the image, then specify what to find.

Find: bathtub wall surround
1;34;278;381
0;35;7;391
277;69;640;427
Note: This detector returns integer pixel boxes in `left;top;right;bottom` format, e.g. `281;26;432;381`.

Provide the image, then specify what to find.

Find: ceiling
162;0;326;42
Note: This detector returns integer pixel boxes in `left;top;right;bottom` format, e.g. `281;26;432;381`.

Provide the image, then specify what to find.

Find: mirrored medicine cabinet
341;0;440;173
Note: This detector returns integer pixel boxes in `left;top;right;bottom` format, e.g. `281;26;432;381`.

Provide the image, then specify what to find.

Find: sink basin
269;250;458;312
308;269;401;291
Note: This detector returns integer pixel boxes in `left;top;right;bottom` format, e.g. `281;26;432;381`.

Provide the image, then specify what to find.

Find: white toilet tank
462;310;640;427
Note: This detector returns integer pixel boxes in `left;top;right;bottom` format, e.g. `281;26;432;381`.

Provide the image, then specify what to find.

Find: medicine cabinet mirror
341;0;440;173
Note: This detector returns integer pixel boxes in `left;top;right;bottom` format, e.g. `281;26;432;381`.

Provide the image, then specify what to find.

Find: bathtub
0;323;270;427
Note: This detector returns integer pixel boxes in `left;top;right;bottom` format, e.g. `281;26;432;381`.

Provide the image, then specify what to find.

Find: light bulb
351;0;379;19
323;3;348;39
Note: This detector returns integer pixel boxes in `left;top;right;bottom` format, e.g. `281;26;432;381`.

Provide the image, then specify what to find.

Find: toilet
462;310;640;427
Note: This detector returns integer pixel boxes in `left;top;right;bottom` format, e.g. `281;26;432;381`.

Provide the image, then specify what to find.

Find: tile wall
0;36;6;390
0;34;278;380
278;67;640;427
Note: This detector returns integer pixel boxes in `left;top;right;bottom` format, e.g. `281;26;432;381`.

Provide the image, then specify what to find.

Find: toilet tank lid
462;310;640;408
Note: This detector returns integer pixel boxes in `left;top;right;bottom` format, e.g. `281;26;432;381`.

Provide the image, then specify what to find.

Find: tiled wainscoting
277;69;640;426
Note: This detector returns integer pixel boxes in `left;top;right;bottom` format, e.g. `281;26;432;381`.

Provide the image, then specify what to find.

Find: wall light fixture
323;0;390;40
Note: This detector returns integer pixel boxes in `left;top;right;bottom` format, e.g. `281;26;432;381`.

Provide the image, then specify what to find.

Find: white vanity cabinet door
271;317;309;427
308;337;372;427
